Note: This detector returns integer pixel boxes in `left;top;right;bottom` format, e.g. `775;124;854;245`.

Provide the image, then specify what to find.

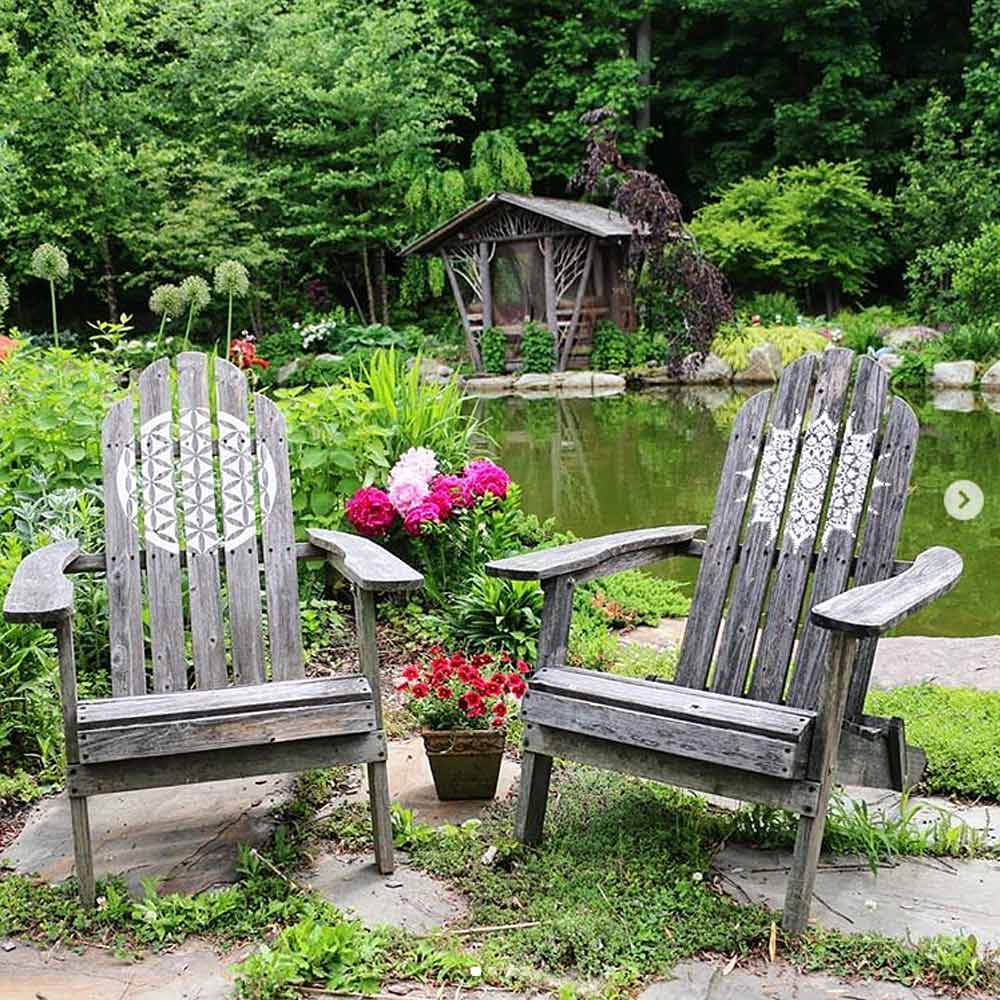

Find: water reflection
479;387;1000;638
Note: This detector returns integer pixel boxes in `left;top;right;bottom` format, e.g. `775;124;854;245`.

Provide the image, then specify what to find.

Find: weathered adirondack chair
486;350;963;932
3;353;422;907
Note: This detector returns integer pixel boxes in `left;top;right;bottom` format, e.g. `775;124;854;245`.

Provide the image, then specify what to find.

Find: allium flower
180;275;211;311
463;458;511;500
0;274;9;318
390;447;439;488
213;259;250;297
403;497;446;536
30;243;69;282
388;472;430;515
345;487;397;537
149;283;185;319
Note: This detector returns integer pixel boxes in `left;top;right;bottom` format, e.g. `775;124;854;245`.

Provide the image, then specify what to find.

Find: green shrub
579;571;690;628
741;291;799;326
0;348;119;526
711;324;828;371
952;223;1000;322
519;320;555;373
938;321;1000;363
830;306;912;354
890;348;938;387
448;573;543;660
905;241;964;325
591;320;629;371
481;326;507;374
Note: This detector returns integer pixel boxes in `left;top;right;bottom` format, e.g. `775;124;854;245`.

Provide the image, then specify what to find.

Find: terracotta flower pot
422;727;505;800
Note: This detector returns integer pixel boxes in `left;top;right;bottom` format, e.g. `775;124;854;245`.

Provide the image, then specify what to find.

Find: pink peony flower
390;447;438;488
462;459;511;500
345;487;397;537
388;472;430;514
403;498;447;537
430;473;472;510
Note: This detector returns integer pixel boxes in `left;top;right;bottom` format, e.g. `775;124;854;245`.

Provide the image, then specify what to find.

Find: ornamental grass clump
148;283;185;354
398;649;528;731
30;243;69;346
213;259;250;361
179;274;211;345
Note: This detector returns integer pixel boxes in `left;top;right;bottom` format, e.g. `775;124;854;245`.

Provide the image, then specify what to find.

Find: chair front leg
783;631;857;933
515;748;553;844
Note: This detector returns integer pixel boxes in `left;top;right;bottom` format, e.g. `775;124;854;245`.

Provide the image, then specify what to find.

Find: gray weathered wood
523;724;821;816
78;700;376;763
787;356;889;709
522;690;809;779
531;667;813;740
782;631;856;933
558;236;596;372
543;236;558;335
138;358;187;694
215;357;266;685
354;586;384;728
3;539;79;624
836;717;926;790
367;759;395;874
750;348;854;701
101;396;146;696
675;391;771;689
442;249;483;371
69;795;95;908
479;242;493;331
176;352;228;689
255;393;304;681
514;750;553;844
811;546;962;637
307;529;424;592
844;396;921;717
66;732;387;797
78;675;371;728
713;354;817;697
486;525;703;582
537;577;574;671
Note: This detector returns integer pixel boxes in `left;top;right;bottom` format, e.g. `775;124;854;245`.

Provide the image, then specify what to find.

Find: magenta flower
463;459;511;500
345;486;397;537
403;498;447;537
430;473;470;511
388;472;430;514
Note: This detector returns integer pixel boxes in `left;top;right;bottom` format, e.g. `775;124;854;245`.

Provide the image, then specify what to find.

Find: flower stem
225;292;233;361
154;313;167;356
184;304;195;348
49;280;59;347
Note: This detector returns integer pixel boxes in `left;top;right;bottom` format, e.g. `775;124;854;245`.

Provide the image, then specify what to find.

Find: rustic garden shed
402;192;636;372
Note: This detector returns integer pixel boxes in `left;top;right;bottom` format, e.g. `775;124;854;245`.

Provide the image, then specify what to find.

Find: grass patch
865;684;1000;799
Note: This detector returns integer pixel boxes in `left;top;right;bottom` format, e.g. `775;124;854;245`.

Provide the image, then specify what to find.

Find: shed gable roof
400;192;634;256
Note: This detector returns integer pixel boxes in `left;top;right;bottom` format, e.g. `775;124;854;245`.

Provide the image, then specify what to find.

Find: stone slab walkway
0;775;291;896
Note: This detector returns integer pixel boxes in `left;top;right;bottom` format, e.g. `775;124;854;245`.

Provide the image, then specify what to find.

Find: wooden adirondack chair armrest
306;529;423;593
485;525;705;583
810;547;963;637
3;539;81;625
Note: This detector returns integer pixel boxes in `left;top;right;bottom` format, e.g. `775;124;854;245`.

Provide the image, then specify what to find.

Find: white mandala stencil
138;411;179;554
784;412;837;550
749;414;802;541
822;417;876;547
179;406;221;555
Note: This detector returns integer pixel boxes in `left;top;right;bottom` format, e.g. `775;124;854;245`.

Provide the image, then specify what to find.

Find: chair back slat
711;353;817;696
177;352;228;689
215;357;267;685
100;353;303;695
138;359;188;693
674;390;771;689
749;348;855;701
842;396;918;717
255;393;305;680
786;356;890;708
102;396;146;697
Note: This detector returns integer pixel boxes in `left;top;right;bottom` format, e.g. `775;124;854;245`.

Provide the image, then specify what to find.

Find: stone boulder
930;360;976;388
513;373;555;391
882;325;941;351
313;352;345;365
463;374;515;395
932;389;977;413
590;372;627;391
682;352;733;385
734;343;782;383
276;357;305;385
637;366;683;386
981;360;1000;392
410;356;454;385
874;351;902;372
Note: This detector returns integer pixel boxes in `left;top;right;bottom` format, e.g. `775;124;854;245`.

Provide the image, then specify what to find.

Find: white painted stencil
749;414;802;542
822;416;876;547
784;411;837;550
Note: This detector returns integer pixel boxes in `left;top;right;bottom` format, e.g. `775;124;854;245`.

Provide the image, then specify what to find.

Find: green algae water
480;388;1000;638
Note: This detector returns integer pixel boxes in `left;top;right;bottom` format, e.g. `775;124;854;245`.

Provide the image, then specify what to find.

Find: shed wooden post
441;250;483;372
543;237;558;337
558;237;596;371
479;243;493;332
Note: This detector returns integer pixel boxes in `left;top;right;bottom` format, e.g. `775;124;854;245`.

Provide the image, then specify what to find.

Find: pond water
479;387;1000;639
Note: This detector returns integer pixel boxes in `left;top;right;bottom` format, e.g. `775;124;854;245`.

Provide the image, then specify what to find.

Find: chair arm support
306;529;423;593
3;539;81;625
811;546;962;637
485;525;705;583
